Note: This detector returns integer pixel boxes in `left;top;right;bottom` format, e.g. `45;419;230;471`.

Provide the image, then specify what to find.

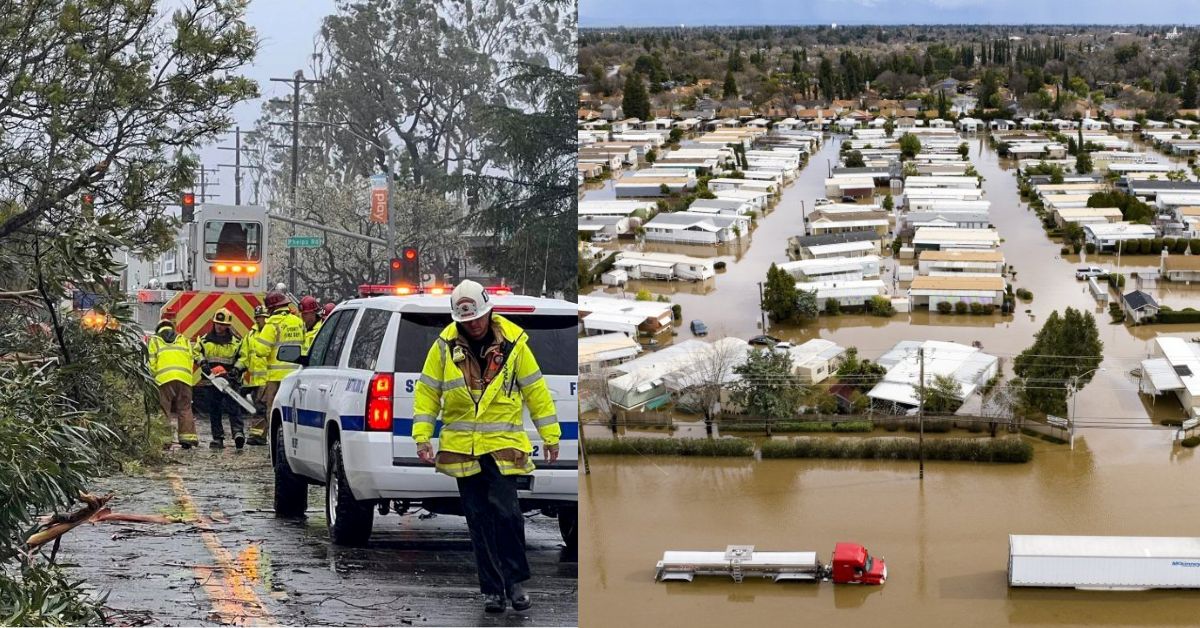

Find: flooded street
586;134;1200;425
580;133;1200;626
581;445;1200;628
61;421;576;626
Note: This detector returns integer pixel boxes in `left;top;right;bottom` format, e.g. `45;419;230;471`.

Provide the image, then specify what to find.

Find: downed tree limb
93;512;183;525
26;492;114;549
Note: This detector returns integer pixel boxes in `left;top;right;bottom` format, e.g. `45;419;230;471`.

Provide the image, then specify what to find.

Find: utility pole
269;70;323;292
192;165;220;202
757;281;768;332
217;126;261;206
918;346;926;480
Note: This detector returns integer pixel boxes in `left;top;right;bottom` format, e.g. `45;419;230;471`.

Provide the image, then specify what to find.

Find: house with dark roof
1122;290;1160;324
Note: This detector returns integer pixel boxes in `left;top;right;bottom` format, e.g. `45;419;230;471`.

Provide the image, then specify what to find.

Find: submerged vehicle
655;542;886;585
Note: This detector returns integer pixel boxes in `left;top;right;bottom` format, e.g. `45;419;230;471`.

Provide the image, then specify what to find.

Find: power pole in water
918;346;925;480
269;70;322;292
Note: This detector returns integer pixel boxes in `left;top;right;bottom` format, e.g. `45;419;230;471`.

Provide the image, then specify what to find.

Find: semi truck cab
830;542;887;585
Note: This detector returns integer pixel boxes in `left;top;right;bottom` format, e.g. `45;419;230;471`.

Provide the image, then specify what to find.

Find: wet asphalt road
58;420;578;627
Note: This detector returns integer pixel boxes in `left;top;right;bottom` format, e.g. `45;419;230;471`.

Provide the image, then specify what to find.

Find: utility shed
908;275;1007;309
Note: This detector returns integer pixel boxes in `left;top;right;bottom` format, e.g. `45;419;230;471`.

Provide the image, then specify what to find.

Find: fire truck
134;202;270;341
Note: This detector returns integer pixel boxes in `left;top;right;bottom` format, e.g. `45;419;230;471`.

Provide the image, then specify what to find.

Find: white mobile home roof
806;240;878;257
794;279;886;299
579;200;655;216
578;333;642;365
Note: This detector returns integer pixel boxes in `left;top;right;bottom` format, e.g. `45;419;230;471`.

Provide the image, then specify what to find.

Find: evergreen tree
622;72;651;121
1075;151;1093;174
723;70;738;99
762;264;799;322
730;350;807;428
1013;308;1103;416
1184;71;1199;108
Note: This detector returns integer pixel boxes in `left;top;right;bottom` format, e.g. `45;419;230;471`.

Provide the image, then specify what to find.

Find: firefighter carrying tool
249;291;305;445
147;319;198;448
240;305;270;428
194;308;249;449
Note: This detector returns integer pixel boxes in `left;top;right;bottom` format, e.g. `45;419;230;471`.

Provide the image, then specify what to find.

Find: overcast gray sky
197;0;334;204
581;0;1200;27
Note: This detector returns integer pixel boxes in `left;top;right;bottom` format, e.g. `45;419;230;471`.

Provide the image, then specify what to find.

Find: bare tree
671;338;748;436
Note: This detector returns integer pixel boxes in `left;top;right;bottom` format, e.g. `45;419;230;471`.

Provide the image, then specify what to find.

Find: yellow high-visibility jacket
147;333;194;386
240;327;268;387
412;315;559;476
253;308;306;382
302;319;323;357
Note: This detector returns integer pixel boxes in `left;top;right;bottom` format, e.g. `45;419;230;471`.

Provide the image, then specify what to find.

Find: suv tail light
366;373;393;431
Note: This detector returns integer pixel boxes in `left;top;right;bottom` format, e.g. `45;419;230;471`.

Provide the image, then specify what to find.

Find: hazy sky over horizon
581;0;1200;27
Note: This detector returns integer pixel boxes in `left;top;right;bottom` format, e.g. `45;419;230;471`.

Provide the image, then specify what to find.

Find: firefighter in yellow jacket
240;305;270;433
147;319;198;449
249;291;305;445
193;309;247;449
412;280;559;614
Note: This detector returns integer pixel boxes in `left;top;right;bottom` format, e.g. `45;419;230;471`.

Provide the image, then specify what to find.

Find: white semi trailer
1009;535;1200;590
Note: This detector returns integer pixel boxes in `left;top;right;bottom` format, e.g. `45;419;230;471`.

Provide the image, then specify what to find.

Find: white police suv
270;291;579;549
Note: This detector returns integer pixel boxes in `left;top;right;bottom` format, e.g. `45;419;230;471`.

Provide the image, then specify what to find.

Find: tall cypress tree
1184;71;1199;108
622;72;650;120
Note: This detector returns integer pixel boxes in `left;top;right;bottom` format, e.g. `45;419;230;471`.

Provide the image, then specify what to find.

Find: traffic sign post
287;236;323;248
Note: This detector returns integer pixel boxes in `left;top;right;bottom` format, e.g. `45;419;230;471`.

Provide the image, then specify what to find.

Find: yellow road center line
167;473;274;626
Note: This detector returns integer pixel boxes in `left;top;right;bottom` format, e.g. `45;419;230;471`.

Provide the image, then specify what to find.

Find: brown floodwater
580;133;1200;627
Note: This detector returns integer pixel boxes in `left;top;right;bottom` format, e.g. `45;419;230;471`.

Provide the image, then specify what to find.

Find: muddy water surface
580;133;1200;627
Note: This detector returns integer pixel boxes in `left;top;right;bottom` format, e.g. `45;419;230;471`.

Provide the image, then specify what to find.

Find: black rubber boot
209;439;225;449
483;594;506;613
234;434;245;449
508;583;531;611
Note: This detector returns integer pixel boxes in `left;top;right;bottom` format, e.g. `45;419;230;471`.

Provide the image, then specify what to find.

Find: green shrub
588;437;754;457
1015;288;1033;301
671;304;682;321
868;295;895;317
1183;436;1200;448
1191;239;1200;254
714;261;726;270
759;436;1033;463
937;301;952;314
825;297;841;315
760;421;873;433
1086;242;1096;254
1152;237;1164;253
1155;308;1200;324
954;301;968;314
969;302;987;315
1059;246;1070;255
1174;238;1190;254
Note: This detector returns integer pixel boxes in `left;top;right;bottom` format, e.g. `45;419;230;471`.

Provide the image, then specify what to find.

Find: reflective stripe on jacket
411;314;560;477
148;334;194;386
241;328;268;387
302;319;323;357
253;309;305;382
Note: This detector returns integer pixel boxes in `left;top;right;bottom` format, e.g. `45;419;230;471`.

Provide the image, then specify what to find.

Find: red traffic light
390;259;402;270
403;248;417;260
182;192;195;205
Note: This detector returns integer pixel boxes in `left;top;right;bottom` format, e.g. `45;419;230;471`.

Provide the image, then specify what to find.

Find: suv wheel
273;423;308;517
326;439;374;546
558;504;578;553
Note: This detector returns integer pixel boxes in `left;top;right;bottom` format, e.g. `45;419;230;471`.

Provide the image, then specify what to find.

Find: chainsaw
202;366;257;414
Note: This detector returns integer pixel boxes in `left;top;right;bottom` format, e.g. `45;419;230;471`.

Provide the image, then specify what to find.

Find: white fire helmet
450;280;492;323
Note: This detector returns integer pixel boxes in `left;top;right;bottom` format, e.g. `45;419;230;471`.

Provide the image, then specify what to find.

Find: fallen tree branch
26;492;114;549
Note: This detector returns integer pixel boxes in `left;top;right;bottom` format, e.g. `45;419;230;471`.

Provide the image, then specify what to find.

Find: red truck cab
829;542;887;585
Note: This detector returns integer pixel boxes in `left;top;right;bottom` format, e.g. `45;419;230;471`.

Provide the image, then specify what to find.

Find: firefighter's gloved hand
200;361;213;376
416;441;435;464
210;365;227;378
228;367;242;383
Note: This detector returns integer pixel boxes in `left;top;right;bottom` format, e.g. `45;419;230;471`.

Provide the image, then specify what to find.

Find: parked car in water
840;195;859;203
1075;266;1107;280
590;232;615;243
690;320;708;336
748;334;782;346
814;197;833;206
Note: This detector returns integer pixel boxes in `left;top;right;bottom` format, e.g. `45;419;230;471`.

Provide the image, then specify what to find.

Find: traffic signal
388;257;404;284
401;247;419;285
81;193;95;219
181;192;195;223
